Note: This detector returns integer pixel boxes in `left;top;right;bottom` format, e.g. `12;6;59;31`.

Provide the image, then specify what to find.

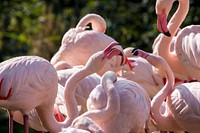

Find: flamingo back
175;25;200;79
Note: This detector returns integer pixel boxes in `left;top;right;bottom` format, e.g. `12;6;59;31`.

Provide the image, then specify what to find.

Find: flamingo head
156;0;175;37
131;48;150;59
72;116;104;133
85;42;127;73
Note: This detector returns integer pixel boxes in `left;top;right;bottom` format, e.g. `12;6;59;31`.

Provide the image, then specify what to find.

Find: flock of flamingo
0;0;200;133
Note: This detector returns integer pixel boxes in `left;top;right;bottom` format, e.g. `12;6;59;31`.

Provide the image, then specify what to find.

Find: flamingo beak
102;42;133;70
125;58;135;71
131;48;150;59
54;105;66;122
103;42;123;60
157;12;171;37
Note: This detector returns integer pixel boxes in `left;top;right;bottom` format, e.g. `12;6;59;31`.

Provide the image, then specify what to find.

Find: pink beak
157;12;171;37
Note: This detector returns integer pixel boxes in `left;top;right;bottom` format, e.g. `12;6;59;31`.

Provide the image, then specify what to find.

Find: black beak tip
131;48;138;56
164;31;171;37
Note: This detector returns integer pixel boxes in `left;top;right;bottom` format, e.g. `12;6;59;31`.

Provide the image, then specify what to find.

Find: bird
50;14;113;68
121;47;188;99
50;13;128;76
121;47;165;98
153;0;200;82
123;48;188;133
60;42;129;132
67;45;150;132
12;83;67;132
132;49;200;133
0;56;68;133
84;72;151;133
9;42;126;133
60;70;122;133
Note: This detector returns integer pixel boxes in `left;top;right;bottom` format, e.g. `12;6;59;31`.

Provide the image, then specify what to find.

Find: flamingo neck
154;0;189;78
167;0;189;36
64;67;92;123
76;14;106;33
149;56;176;129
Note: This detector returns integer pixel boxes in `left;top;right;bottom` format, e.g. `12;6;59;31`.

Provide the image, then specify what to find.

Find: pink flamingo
50;14;118;74
122;47;164;98
8;43;125;132
66;46;150;132
132;49;200;133
153;0;200;81
0;56;67;133
84;72;151;133
60;42;128;132
12;82;99;132
122;47;188;99
12;84;66;132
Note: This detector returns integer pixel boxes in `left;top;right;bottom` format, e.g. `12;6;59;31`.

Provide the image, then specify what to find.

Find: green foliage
0;0;199;132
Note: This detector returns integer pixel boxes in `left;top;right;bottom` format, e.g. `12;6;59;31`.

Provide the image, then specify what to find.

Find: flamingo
50;13;128;76
0;56;67;133
85;73;151;133
12;81;99;132
123;47;186;133
122;47;164;98
0;56;99;133
60;70;122;133
59;42;128;132
122;47;188;99
153;0;200;81
132;49;200;133
3;42;125;133
64;46;150;132
12;83;67;132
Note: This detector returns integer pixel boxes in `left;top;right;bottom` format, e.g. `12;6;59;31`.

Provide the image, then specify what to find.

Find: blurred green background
0;0;199;132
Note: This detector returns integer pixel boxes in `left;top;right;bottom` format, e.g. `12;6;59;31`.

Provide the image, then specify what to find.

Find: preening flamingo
132;49;200;133
153;0;200;81
60;42;127;132
85;73;151;133
64;45;150;132
50;14;130;76
60;70;122;133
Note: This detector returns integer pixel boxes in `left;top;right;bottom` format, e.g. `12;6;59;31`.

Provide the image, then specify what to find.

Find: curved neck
149;56;179;129
154;0;189;78
64;67;91;122
76;14;106;33
168;0;189;37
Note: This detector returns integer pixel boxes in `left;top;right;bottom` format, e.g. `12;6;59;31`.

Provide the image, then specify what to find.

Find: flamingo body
50;14;127;76
154;0;200;81
0;56;58;133
133;49;200;133
87;76;151;133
